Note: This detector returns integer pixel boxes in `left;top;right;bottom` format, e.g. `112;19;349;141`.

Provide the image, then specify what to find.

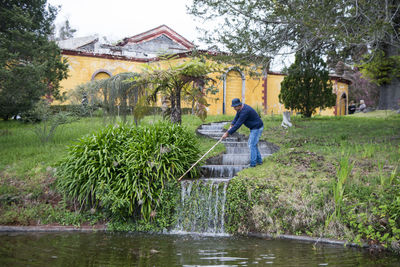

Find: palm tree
134;56;220;124
71;72;147;124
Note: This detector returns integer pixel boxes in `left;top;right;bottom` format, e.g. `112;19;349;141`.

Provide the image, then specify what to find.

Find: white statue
281;111;292;128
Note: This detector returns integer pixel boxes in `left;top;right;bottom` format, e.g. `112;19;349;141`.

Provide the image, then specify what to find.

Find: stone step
221;153;271;165
179;177;231;183
213;136;239;142
223;141;269;146
198;177;231;182
199;123;227;131
197;131;225;138
201;165;247;178
198;129;224;133
225;146;273;154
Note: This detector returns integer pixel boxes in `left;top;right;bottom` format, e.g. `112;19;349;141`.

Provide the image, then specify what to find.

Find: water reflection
0;232;399;266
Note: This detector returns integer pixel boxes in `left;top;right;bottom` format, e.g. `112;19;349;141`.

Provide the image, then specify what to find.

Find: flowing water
1;232;399;266
173;122;276;235
172;178;229;235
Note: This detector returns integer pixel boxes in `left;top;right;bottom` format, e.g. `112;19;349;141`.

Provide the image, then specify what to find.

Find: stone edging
248;232;368;248
0;225;107;232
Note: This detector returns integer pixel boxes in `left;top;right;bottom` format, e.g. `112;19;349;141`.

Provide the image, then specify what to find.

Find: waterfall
172;178;229;235
170;122;275;236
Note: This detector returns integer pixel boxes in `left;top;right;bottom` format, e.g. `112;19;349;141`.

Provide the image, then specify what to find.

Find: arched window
91;69;112;81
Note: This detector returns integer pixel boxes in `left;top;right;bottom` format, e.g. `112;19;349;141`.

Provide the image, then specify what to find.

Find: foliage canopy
189;0;400;109
0;0;69;120
58;19;76;41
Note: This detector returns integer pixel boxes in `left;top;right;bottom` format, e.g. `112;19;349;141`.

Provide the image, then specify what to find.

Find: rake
177;136;224;181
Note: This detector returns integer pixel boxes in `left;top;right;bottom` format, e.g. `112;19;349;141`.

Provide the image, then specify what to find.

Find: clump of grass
378;163;399;187
56;121;201;221
361;143;376;158
325;154;353;227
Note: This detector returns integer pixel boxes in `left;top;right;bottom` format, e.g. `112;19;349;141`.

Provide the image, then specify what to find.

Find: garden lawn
227;111;400;251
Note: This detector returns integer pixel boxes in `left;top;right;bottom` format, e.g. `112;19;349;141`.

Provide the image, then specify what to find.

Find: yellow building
58;25;350;116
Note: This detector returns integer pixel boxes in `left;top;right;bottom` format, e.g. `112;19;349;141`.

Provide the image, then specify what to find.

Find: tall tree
0;0;69;120
189;0;400;109
58;19;76;40
134;57;220;124
279;51;336;117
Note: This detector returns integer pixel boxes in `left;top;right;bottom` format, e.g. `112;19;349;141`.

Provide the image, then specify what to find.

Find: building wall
205;71;224;115
319;79;349;116
58;53;349;116
57;54;145;104
244;75;264;114
265;73;285;115
225;70;242;115
335;80;349;116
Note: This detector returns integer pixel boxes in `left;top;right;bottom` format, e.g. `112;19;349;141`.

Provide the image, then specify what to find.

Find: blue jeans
248;127;263;166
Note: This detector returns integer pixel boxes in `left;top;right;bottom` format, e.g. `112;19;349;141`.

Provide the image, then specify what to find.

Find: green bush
56;121;200;221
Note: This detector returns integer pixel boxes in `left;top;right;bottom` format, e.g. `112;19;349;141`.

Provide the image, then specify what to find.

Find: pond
1;232;399;266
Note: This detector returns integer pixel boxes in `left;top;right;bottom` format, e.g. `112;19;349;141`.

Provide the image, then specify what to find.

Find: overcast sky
47;0;202;43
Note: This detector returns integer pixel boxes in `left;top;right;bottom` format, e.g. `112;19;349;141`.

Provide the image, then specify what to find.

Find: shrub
56;121;200;221
279;50;336;117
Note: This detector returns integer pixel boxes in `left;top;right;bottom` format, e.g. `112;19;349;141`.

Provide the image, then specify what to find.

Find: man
222;98;264;167
348;101;356;114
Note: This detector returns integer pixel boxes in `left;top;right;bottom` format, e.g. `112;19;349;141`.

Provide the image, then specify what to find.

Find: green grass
227;111;400;250
350;109;399;118
0;117;105;177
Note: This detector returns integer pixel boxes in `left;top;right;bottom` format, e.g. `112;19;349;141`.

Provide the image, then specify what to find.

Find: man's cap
231;98;242;107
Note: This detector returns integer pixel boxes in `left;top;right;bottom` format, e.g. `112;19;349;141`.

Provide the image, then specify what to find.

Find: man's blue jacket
227;104;263;135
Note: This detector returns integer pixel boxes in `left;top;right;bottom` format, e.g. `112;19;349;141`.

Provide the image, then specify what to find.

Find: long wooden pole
177;136;224;181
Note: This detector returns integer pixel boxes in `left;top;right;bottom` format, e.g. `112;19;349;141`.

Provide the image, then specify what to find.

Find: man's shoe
257;162;262;165
249;164;256;168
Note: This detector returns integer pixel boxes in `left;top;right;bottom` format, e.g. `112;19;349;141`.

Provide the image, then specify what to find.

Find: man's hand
222;131;229;139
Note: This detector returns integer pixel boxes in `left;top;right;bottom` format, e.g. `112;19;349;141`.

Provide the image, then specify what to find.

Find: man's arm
222;123;234;139
228;112;248;135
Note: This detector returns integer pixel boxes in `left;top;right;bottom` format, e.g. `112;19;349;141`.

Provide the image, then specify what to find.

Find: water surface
1;232;399;266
